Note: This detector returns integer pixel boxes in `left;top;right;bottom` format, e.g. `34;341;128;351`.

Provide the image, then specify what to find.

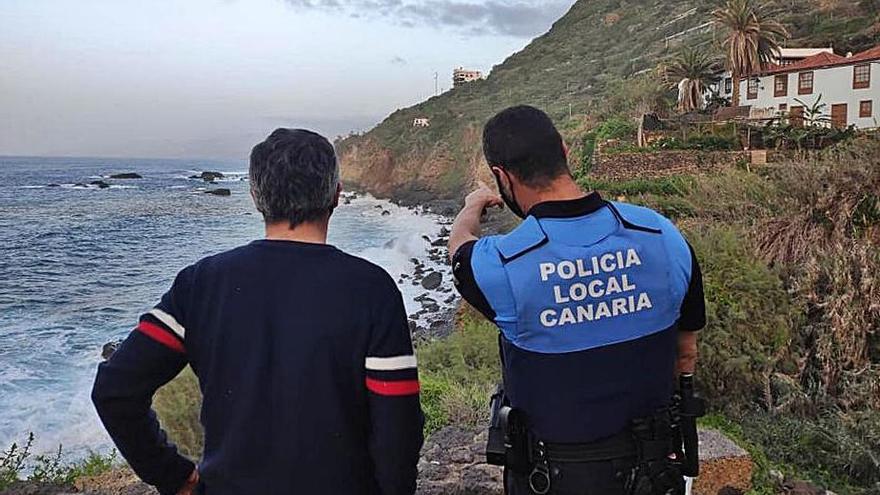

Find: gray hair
249;128;340;227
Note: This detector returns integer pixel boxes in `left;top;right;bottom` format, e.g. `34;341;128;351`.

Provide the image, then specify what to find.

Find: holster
486;385;531;473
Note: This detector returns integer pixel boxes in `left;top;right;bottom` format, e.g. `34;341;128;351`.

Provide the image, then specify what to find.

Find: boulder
101;341;122;361
421;272;443;290
47;184;61;188
90;180;110;189
190;171;225;182
205;188;231;197
693;428;753;495
109;173;142;179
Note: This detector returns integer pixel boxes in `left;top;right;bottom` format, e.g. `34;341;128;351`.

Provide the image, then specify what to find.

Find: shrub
417;309;501;434
154;367;203;459
686;226;797;412
579;175;694;197
0;434;116;490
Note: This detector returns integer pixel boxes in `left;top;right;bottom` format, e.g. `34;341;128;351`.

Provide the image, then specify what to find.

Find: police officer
448;106;705;495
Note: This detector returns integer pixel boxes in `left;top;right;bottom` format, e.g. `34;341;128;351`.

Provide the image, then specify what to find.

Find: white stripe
148;308;186;339
365;355;418;371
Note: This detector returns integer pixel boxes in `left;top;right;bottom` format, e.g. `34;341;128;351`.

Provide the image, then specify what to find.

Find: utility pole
434;72;439;96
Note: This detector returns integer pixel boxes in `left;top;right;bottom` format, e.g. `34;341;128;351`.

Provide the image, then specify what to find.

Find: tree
661;48;721;113
713;0;789;107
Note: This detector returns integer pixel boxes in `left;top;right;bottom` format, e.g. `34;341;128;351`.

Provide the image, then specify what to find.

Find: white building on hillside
739;45;879;129
711;47;835;99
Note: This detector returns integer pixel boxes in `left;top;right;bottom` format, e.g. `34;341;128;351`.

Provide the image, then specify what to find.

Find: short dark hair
482;105;569;186
249;128;339;227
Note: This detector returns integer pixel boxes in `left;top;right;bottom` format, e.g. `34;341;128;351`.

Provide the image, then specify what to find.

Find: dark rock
102;341;122;361
417;427;503;495
90;180;111;189
109;173;143;179
47;184;61;188
439;227;451;237
190;171;225;182
422;235;432;243
74;183;88;188
205;188;231;197
421;271;443;290
431;238;447;247
381;210;391;216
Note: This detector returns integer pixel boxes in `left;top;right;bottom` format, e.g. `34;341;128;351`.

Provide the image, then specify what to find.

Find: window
779;103;788;112
747;78;759;100
725;77;732;94
861;100;873;118
774;75;788;97
854;64;871;89
798;72;814;95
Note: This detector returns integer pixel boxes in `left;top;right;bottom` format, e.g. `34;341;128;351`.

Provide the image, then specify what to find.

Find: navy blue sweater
92;240;424;495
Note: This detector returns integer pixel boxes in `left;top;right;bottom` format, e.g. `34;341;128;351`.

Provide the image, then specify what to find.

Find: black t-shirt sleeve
678;243;706;332
451;240;496;321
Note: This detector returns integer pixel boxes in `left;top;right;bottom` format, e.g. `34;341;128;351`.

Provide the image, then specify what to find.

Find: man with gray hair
92;128;425;495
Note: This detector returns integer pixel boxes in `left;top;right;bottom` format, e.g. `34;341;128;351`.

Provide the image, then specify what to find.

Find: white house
716;45;880;129
413;117;431;128
711;47;834;100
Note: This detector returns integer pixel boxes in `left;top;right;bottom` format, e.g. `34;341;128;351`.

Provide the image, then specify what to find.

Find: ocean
0;156;454;454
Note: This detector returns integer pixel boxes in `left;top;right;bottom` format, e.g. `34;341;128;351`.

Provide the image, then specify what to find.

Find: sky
0;0;575;159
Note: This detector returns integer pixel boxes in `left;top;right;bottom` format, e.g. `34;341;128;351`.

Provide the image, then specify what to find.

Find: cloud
283;0;572;37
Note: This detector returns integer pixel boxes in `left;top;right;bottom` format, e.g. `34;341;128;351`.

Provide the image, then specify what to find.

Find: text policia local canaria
539;249;653;328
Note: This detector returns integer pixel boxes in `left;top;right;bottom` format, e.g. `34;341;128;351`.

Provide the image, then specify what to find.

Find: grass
154;367;203;459
416;309;501;434
0;433;117;491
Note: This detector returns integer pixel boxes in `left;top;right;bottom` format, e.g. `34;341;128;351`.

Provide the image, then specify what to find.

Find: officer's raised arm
448;181;502;261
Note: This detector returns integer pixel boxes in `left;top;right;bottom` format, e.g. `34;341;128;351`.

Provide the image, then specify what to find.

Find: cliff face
337;0;879;203
340;125;494;204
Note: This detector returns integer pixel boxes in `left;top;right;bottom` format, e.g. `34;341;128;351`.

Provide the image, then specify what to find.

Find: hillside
337;0;880;202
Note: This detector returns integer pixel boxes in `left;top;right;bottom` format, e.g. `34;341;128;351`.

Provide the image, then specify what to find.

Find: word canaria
538;249;653;328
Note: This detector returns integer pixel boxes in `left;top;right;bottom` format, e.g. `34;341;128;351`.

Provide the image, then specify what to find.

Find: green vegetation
417;310;501;434
0;433;116;491
154;367;203;459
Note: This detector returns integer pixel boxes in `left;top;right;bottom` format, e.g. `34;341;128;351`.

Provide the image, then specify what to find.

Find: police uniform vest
468;198;694;443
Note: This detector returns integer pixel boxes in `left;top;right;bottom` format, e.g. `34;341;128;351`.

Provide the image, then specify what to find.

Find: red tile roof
753;44;880;76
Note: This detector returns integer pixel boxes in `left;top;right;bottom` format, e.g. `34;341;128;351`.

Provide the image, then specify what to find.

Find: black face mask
493;170;527;219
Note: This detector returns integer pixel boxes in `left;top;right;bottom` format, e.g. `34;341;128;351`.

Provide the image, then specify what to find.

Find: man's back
186;241;422;492
93;129;424;495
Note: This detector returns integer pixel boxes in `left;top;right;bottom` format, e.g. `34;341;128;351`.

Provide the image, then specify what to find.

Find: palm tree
661;48;721;113
713;0;789;107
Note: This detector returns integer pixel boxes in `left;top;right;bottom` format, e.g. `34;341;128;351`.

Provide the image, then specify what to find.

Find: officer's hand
465;181;503;211
176;468;199;495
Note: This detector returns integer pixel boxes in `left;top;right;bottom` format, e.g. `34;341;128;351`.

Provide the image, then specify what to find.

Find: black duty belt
541;429;636;463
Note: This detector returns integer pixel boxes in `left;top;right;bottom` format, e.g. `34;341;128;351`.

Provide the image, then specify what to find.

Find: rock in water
190;171;225;182
90;180;111;189
109;173;142;179
205;188;231;197
421;272;443;290
102;341;121;360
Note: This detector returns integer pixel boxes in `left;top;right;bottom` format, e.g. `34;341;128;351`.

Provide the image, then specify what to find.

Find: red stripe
365;377;420;396
137;321;185;354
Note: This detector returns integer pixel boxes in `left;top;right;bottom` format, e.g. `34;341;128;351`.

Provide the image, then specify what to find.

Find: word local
538;249;654;328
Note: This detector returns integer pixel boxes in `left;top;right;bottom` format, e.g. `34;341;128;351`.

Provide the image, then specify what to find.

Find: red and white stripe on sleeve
136;308;186;354
364;355;420;396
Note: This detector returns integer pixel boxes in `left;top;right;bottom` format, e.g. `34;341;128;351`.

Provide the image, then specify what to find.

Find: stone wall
591;150;751;181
